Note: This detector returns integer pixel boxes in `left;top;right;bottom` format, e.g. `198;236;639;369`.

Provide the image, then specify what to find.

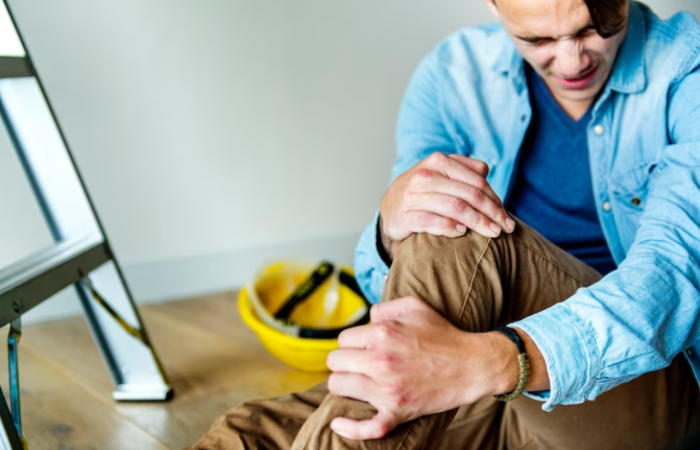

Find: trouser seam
456;238;493;326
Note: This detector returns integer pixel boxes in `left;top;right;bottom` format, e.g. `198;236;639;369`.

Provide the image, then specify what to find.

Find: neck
551;95;594;121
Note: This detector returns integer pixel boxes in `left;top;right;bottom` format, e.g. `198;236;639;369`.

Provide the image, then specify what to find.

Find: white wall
1;0;698;322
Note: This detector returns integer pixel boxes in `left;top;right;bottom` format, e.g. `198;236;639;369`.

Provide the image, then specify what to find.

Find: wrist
456;332;520;405
484;331;521;397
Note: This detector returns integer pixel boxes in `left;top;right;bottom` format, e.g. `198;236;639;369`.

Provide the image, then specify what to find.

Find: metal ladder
0;2;172;448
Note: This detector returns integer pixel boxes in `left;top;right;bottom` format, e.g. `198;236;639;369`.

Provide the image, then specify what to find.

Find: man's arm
326;297;549;440
355;50;513;304
355;52;454;304
511;67;700;411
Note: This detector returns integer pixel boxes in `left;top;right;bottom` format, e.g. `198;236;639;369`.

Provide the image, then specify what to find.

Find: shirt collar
606;1;647;94
491;1;647;95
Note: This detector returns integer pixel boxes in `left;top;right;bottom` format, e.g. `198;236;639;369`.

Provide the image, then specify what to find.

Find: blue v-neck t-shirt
506;66;616;275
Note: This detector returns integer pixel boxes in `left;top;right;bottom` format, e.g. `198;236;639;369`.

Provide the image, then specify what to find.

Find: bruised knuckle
472;176;487;191
374;353;399;374
450;198;468;215
396;393;413;408
466;188;484;203
384;380;405;397
411;169;434;187
374;324;395;343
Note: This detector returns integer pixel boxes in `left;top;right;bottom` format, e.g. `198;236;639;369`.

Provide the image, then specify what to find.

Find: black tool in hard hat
274;261;372;339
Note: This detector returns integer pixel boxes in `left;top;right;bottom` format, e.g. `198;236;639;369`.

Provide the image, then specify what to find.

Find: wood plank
0;337;172;450
142;292;258;344
18;292;329;448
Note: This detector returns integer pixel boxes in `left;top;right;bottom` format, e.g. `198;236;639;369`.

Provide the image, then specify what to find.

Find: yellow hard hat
238;260;371;372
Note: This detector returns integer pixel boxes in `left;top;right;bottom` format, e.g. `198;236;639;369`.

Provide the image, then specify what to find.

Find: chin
556;82;604;102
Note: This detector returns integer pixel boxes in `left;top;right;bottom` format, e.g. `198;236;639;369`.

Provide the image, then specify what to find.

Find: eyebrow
515;24;596;43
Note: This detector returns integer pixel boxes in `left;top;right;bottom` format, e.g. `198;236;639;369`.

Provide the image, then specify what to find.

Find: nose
555;38;590;78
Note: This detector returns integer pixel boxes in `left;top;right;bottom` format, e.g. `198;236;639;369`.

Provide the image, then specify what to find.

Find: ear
483;0;499;19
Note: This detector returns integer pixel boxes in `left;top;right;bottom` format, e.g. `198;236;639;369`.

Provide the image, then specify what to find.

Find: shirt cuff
509;302;602;411
354;211;390;304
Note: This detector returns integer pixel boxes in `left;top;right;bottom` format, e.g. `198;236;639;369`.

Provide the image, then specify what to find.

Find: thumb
330;410;398;441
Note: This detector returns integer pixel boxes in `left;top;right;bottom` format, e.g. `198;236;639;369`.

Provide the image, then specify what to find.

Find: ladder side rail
1;0;171;400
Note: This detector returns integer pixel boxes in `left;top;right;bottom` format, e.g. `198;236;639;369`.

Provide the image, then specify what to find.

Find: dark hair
584;0;627;38
492;0;627;39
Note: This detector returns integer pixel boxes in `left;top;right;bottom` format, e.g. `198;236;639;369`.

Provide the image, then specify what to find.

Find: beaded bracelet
493;327;530;402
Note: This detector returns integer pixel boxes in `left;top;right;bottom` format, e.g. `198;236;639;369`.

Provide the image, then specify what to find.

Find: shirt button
521;115;527;122
593;125;605;136
602;201;612;212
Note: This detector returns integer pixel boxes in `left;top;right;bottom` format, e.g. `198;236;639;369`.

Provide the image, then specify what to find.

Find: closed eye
522;37;553;46
576;26;597;38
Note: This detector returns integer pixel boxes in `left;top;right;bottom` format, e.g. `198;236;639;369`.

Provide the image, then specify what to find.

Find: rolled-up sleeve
511;67;700;411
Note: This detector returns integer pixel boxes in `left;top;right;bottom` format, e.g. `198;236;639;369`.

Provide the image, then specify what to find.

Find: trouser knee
382;230;502;331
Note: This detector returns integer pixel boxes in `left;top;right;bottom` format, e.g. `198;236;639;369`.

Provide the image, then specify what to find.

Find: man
189;0;700;448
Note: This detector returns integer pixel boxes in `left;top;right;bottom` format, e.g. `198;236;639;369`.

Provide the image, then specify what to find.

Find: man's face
489;0;628;108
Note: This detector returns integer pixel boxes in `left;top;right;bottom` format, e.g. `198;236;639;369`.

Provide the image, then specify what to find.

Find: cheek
583;36;620;62
513;44;555;72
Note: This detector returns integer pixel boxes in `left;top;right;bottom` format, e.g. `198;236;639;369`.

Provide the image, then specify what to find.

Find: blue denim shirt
354;2;700;411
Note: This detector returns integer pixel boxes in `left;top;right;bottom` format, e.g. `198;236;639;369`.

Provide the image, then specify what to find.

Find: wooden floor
0;292;329;450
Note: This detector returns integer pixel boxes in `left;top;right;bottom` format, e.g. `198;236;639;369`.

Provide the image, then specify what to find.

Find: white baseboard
23;232;360;324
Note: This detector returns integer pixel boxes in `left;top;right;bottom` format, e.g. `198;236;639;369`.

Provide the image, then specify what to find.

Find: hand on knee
325;296;512;440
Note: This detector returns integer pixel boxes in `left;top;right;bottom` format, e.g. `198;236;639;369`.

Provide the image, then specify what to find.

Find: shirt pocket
610;159;664;249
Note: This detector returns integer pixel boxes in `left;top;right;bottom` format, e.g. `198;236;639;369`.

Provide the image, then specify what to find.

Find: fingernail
506;217;516;232
489;223;501;236
456;224;467;233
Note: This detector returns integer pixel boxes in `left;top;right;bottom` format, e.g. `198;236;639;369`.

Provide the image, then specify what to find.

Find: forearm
517;328;550;392
377;214;402;264
354;213;391;304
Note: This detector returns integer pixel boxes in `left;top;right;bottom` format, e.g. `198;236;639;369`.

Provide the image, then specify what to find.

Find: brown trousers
187;219;700;450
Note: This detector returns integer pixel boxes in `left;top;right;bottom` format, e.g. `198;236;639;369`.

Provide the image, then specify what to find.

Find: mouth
556;66;598;90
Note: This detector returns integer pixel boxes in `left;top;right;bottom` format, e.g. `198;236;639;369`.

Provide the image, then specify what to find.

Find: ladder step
0;233;110;327
0;56;32;79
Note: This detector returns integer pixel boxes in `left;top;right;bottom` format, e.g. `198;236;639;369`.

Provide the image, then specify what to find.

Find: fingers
447;153;490;177
370;297;427;323
331;410;399;441
406;192;501;238
397;210;466;238
412;154;515;234
327;348;374;373
431;174;511;233
445;154;500;206
327;372;375;403
337;325;373;349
